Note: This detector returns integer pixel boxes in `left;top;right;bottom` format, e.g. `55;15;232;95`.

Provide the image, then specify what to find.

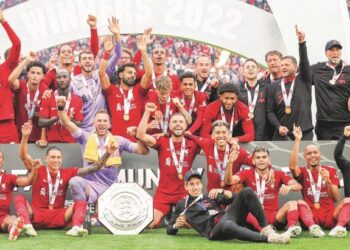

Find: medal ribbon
151;71;167;89
81;74;99;101
160;96;171;133
255;171;267;206
94;132;110;158
197;77;211;92
46;167;61;207
220;106;235;134
327;63;345;85
244;82;259;114
214;144;230;181
119;86;133;116
182;94;196;116
280;77;296;109
169;138;186;175
180;194;204;215
26;83;40;119
306;167;322;204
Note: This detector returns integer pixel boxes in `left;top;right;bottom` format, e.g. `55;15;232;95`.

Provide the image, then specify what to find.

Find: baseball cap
325;40;342;51
184;170;202;181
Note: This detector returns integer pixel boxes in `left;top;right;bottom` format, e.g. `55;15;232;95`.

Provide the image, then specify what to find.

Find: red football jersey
31;166;78;209
179;91;207;134
0;172;17;215
15;80;47;142
152;136;199;202
147;90;179;134
103;84;147;141
189;135;252;191
39;93;83;143
296;166;339;213
0;21;21;122
200;100;254;142
238;168;292;212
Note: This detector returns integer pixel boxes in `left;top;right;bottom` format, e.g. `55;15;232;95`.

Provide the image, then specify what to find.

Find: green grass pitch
1;227;350;250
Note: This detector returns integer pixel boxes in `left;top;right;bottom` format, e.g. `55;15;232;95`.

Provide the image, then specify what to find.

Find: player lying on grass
225;145;303;238
167;170;290;244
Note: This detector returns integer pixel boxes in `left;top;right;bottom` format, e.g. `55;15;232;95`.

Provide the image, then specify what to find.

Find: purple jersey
70;71;106;133
72;127;137;186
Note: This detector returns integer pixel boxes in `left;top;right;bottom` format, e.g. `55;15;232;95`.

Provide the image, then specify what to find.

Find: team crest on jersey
208;165;212;173
1;183;5;190
116;103;122;111
165;157;171;166
40;188;46;196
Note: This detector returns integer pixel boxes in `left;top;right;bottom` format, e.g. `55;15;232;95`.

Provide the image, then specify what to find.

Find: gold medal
178;173;183;180
123;114;130;121
220;180;225;188
314;202;320;209
248;112;254;119
285;106;292;114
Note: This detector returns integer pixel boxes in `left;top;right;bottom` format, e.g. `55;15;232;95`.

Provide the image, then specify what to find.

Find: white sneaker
285;225;302;238
8;217;24;241
21;224;37;237
329;225;347;238
267;232;290;244
66;226;88;237
309;224;325;238
261;225;276;237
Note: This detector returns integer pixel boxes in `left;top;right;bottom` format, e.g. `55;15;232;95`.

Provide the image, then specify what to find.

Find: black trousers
208;188;268;242
316;121;349;140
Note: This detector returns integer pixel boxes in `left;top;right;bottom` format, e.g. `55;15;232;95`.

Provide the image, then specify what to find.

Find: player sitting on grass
14;121;117;237
0;151;40;240
290;125;350;237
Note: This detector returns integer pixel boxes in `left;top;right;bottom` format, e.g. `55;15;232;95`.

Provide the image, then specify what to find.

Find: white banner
0;0;286;65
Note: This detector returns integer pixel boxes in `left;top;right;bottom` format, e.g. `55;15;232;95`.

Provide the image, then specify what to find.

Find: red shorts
265;211;277;225
312;208;336;229
246;210;286;231
266;210;286;229
153;190;186;215
0;120;18;143
32;207;68;229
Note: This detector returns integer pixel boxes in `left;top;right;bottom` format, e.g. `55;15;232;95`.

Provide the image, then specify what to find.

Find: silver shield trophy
98;183;153;235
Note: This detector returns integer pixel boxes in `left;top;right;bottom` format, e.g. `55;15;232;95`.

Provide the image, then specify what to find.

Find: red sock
298;204;315;228
14;194;31;224
337;203;350;227
287;209;299;228
246;213;262;231
72;200;87;226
